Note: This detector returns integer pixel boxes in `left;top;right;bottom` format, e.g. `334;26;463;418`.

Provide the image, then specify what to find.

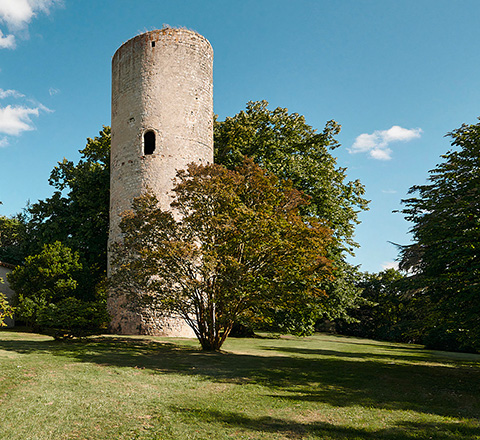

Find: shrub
36;297;109;340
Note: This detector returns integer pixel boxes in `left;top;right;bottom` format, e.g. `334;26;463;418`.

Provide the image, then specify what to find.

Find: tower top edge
113;28;212;59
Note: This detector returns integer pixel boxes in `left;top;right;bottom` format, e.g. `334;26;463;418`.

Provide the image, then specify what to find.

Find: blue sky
1;0;479;273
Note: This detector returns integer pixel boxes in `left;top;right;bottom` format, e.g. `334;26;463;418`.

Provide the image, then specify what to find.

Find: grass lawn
0;330;479;440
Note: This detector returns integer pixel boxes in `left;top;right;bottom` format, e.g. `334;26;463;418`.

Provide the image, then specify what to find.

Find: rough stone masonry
108;28;213;336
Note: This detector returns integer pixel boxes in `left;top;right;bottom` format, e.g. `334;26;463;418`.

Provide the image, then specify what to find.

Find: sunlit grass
1;330;479;439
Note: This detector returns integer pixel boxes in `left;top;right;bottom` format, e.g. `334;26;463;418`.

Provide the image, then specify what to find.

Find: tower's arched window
144;130;156;155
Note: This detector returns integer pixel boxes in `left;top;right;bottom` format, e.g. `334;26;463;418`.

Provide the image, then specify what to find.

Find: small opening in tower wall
144;131;156;155
151;41;155;47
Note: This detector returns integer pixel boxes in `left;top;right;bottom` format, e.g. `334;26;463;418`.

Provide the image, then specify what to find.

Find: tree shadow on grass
167;407;480;440
0;333;479;421
259;345;479;367
316;334;480;362
321;335;418;349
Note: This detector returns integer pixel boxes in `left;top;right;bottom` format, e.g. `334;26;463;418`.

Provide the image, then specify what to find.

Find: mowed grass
0;330;479;440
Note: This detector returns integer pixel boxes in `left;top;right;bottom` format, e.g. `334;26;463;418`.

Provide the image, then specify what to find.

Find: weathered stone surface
108;28;213;336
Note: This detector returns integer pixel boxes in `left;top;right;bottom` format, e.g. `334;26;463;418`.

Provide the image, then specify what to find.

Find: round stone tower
108;28;213;336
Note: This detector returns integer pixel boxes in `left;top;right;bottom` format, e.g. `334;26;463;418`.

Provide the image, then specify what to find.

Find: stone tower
108;28;213;335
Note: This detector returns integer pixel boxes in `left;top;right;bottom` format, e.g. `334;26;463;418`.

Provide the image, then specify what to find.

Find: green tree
335;269;420;342
0;290;14;327
214;101;369;325
8;241;108;337
36;296;109;340
215;101;369;250
8;241;83;326
111;159;333;351
25;126;111;297
0;215;27;265
399;120;480;352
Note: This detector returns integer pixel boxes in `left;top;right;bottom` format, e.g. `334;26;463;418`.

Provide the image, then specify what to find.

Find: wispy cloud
350;126;422;161
0;0;62;49
0;88;25;99
0;89;52;145
48;87;59;96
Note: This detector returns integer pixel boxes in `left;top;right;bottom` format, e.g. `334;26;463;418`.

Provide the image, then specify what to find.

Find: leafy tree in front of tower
214;101;369;327
110;159;333;351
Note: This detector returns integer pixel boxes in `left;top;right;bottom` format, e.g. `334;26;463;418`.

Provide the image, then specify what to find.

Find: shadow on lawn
259;344;478;366
0;332;479;423
169;407;480;439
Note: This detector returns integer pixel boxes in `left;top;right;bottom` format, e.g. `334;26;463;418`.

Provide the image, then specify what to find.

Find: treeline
337;121;480;353
334;268;476;353
0;127;111;337
0;102;369;343
1;102;479;352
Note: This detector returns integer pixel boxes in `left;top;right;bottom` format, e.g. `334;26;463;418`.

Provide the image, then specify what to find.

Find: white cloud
0;87;51;143
0;29;14;48
0;104;41;135
0;88;25;99
48;87;59;96
370;147;393;161
382;125;422;143
0;0;61;30
381;261;399;271
32;100;53;113
0;0;62;49
350;125;422;160
0;0;33;30
349;133;377;153
381;189;398;194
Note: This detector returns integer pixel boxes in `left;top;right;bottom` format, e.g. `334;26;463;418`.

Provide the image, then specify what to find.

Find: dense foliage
36;296;109;339
0;215;27;265
0;291;14;327
215;101;369;251
215;101;369;326
335;269;422;343
399;120;480;352
8;241;84;326
1;127;111;336
7;241;107;337
111;160;334;350
25;126;111;297
2;106;369;339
